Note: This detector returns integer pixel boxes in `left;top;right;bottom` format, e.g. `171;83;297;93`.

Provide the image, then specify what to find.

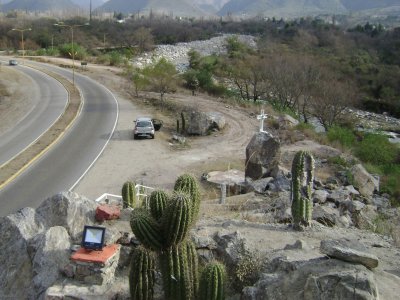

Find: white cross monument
257;109;268;133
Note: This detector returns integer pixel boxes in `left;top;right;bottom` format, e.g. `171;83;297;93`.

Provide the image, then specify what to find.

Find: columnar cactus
162;191;192;247
174;174;201;220
129;246;155;300
130;208;164;250
129;174;225;300
160;241;196;300
199;261;226;300
122;181;136;208
290;150;314;229
149;190;168;221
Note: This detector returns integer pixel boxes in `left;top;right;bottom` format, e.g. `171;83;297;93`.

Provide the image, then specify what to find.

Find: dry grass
0;81;10;98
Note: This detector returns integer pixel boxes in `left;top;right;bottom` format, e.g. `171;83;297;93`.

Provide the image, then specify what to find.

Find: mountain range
2;0;400;17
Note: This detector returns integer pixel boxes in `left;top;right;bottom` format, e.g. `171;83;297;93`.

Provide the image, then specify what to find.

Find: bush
327;125;355;148
355;133;398;165
58;43;87;60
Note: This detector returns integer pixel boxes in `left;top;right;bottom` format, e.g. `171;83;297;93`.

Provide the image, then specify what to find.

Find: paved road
0;62;118;217
0;64;68;165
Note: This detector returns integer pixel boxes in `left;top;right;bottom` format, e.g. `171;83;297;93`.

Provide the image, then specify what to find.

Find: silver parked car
133;117;155;139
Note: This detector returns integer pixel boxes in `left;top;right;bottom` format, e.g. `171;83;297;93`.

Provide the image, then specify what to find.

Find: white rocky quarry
133;34;257;71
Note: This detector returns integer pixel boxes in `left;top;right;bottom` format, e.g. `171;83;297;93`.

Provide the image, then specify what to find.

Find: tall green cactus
129;174;225;300
199;261;226;300
130;208;164;250
291;150;314;230
149;190;168;221
122;181;136;208
162;191;192;247
160;243;190;300
129;246;155;300
174;174;201;220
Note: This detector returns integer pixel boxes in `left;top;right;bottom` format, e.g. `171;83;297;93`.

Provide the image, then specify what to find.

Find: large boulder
320;239;379;269
0;192;98;299
0;207;44;299
32;226;71;299
242;258;379;300
350;164;379;199
36;191;97;241
186;110;226;135
245;132;281;180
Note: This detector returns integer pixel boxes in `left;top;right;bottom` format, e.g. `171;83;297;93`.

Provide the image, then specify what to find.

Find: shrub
58;43;87;60
327;125;355;148
355;133;398;165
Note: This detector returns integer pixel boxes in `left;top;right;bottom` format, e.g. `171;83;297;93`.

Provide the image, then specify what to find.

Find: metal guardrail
95;184;155;205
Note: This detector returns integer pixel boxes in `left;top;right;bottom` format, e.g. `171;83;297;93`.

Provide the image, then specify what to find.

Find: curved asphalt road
0;61;119;217
0;64;68;165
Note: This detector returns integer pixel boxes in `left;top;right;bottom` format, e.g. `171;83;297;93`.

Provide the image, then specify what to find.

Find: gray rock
32;227;71;299
268;175;291;192
327;189;351;205
245;132;281;180
36;191;97;242
371;195;391;209
0;207;43;299
320;239;379;269
278;114;299;129
246;177;274;193
304;269;378;300
353;205;379;230
186;110;226;136
213;231;247;267
284;240;309;250
313;189;329;204
350;164;379;199
313;205;340;227
345;185;360;196
340;200;366;214
243;258;378;300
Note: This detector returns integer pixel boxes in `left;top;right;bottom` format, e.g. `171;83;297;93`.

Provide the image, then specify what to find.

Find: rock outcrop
245;132;281;180
0;192;97;300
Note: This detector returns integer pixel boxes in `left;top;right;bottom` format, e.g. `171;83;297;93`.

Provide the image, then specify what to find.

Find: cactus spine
174;174;201;220
199;262;226;300
291;150;314;229
149;190;168;221
122;181;136;208
130;208;164;250
129;246;155;300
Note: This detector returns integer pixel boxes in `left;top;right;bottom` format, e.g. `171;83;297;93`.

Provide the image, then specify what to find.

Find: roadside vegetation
1;14;399;203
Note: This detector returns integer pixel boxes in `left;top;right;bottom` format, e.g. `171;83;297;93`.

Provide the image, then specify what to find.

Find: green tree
142;58;178;102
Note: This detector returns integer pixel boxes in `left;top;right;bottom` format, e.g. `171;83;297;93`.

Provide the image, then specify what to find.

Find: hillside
2;0;78;11
218;0;400;17
97;0;208;17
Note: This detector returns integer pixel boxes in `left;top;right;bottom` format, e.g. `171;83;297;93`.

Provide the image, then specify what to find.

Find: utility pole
89;0;92;22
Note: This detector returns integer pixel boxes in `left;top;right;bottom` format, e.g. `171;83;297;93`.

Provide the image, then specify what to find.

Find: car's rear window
137;121;152;127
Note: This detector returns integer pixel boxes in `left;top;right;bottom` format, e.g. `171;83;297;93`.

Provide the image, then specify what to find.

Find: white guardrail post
95;184;155;207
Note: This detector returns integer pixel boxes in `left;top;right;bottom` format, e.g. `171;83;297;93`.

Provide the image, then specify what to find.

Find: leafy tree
141;58;178;102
